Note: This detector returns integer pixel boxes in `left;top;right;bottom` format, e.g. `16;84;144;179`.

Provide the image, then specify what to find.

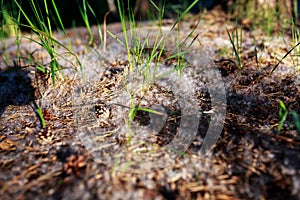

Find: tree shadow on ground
0;67;36;117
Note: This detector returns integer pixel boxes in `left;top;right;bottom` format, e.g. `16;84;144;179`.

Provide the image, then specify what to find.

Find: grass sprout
292;111;300;135
278;100;288;134
226;21;243;69
36;107;46;128
253;37;259;68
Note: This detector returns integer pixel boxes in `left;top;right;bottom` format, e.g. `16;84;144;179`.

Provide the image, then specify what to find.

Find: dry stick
261;131;300;145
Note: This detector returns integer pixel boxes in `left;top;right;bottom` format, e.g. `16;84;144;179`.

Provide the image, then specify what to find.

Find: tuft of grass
12;0;82;84
105;0;200;141
13;0;59;84
226;20;243;69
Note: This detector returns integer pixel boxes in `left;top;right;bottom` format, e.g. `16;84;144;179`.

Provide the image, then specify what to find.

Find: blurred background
0;0;228;31
0;0;298;37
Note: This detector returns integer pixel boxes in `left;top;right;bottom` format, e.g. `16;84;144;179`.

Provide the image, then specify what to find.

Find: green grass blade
226;25;242;69
277;100;288;133
77;0;94;45
137;107;165;116
43;0;52;36
87;1;102;42
117;0;131;70
292;111;300;135
13;0;34;28
271;42;300;74
36;107;46;128
171;0;199;31
51;0;66;33
107;30;126;48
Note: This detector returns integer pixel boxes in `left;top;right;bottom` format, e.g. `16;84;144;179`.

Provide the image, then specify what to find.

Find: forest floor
0;7;300;200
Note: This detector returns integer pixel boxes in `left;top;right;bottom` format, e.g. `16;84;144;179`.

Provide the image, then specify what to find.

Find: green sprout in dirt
124;96;166;143
277;101;300;135
278;100;288;133
13;0;82;84
253;37;260;68
36;107;46;128
226;20;243;69
292;111;300;135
